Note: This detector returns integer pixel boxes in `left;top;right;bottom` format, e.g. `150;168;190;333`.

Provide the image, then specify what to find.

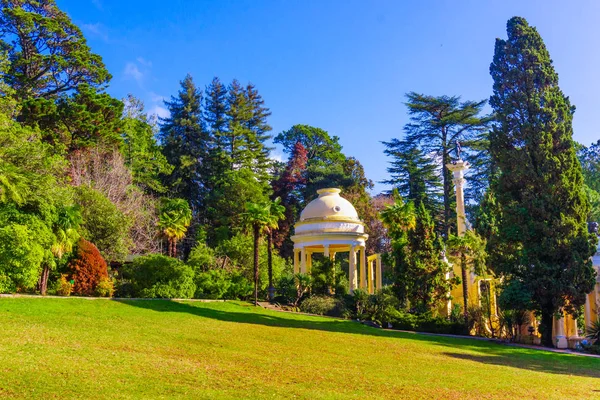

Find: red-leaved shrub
68;239;109;296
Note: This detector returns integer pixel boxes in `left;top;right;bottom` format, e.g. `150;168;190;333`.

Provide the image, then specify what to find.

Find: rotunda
291;188;381;293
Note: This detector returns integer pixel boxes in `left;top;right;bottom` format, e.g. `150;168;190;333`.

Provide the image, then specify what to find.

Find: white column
446;160;470;236
584;293;593;332
300;247;307;274
376;254;382;291
306;250;312;274
349;246;357;293
324;245;330;257
554;314;568;349
368;258;374;294
293;248;299;274
359;246;367;290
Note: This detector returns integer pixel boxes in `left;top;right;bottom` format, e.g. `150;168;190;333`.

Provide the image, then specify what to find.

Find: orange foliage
68;239;109;296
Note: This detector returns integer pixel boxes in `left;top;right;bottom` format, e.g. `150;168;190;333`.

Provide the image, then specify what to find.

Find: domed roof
299;188;359;221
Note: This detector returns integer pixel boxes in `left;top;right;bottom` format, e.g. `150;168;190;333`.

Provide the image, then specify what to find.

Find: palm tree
40;205;82;295
266;198;285;301
379;191;416;237
158;198;192;258
242;201;272;305
446;230;487;320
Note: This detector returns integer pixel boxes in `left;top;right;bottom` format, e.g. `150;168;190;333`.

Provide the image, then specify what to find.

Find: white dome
299;188;359;221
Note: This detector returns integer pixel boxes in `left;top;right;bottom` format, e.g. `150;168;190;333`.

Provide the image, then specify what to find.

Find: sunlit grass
0;298;598;399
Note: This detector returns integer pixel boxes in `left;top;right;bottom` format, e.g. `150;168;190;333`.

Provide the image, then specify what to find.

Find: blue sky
58;0;600;193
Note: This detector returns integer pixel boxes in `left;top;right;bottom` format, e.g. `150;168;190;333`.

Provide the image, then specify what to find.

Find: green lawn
0;299;598;399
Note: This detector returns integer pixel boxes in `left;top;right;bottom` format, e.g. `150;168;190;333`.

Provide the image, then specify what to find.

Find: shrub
187;243;216;272
124;254;195;298
216;233;287;295
68;239;109;296
389;311;468;335
74;186;131;262
194;269;230;299
300;295;347;317
53;274;73;296
224;270;253;299
95;277;114;297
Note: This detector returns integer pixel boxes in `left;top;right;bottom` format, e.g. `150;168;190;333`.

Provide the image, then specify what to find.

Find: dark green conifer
489;17;597;347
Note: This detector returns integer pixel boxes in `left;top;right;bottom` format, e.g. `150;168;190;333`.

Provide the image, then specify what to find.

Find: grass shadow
115;299;600;379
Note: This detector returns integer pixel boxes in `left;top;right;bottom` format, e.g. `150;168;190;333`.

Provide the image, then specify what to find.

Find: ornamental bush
95;276;114;297
300;295;347;317
124;254;195;298
192;269;253;300
68;239;109;296
53;274;73;296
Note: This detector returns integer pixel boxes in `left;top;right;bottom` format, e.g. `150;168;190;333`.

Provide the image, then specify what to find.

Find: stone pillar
553;314;568;349
324;245;330;258
300;247;307;274
359;246;367;289
368;258;374;294
376;254;382;291
306;250;312;274
293;248;299;274
446;160;470;236
349;246;357;293
584;293;593;332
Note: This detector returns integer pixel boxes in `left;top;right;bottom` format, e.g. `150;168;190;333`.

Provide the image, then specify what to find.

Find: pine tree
203;77;229;185
382;138;442;219
244;82;273;181
159;74;208;208
489;17;597;347
403;92;489;236
225;79;253;171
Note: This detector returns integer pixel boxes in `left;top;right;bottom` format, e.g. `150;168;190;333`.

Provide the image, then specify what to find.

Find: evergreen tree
382;138;442;218
121;94;173;194
403;92;489;236
244;82;273;181
159;74;208;207
203;77;229;185
0;0;110;100
406;201;452;312
224;79;253;170
489;17;597;347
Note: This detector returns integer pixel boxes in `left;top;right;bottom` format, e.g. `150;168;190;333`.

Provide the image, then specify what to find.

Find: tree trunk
461;253;469;322
173;238;177;258
540;309;554;348
267;229;274;301
253;224;260;306
40;264;50;295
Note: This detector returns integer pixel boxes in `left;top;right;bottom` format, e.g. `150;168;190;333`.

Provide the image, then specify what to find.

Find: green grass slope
0;298;598;399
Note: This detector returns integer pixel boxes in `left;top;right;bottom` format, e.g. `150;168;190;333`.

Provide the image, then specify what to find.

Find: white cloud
147;105;170;119
269;151;285;163
136;57;152;67
149;91;165;103
124;62;144;84
81;23;108;41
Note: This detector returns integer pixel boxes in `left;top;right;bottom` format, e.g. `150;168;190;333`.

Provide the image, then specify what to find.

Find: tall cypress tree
159;74;208;208
489;17;597;347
